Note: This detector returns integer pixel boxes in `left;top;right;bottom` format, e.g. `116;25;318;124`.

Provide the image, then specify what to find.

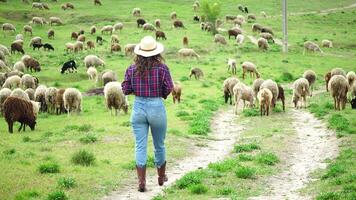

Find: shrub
256;152;279;165
47;190;68;200
234;143;260;153
328;114;350;133
176;110;190;117
57;177;76;189
208;159;238;172
242;108;259;117
309;103;329;118
78;124;92;132
14;190;40;200
216;187;235;195
176;171;205;189
38;162;60;174
316;192;341;200
189;111;210;135
189;184;208;194
79;134;97;144
235;166;255;179
71;150;95;166
238;154;254;161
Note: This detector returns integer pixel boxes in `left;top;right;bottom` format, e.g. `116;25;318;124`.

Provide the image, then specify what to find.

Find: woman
122;36;174;192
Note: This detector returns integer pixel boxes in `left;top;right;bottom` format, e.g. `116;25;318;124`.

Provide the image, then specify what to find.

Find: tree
200;0;221;34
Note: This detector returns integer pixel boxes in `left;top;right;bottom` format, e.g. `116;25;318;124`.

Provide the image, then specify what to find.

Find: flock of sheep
0;0;355;134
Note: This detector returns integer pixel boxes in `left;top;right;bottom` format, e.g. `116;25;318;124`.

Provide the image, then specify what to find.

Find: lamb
49;17;63;26
111;43;121;53
102;71;117;85
13;61;25;72
3;96;37;133
223;77;239;105
74;41;84;53
24;58;41;72
189;67;204;80
111;35;119;44
155;31;166;40
48;29;55;39
87;41;95;49
173;20;185;28
61;60;77;74
25;88;35;101
183;36;189;47
104;81;128;116
277;84;286;111
322;39;333;48
137;18;146;28
260;79;279;108
23;25;32;35
0;88;11;115
260;32;274;43
2;75;21;89
257;38;269;51
114;22;123;31
303;41;323;55
125;44;136;56
170;12;177;20
2;23;16;33
233;82;254;114
252;78;264;100
45;87;58;114
214;34;227;45
227;58;237;75
55;89;66;115
346;71;356;86
178;48;200;59
101;25;113;35
193;15;200;22
11;42;25;54
172;82;182;104
21;74;37;89
87;67;97;81
328;75;349;110
236;34;245;45
10;88;30;101
90;26;96;34
143;23;156;31
331;68;346;77
65;42;74;53
84;55;105;68
155;19;161;28
292;78;310;109
63;88;82;116
77;34;86;42
32;43;43;51
257;88;273;116
94;0;102;6
241;61;260;79
78;29;84;36
303;70;317;96
35;85;47;112
132;8;141;17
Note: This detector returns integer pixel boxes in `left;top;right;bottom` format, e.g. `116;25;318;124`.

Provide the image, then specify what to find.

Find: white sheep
114;22;124;31
2;75;21;89
87;67;98;81
31;17;46;25
0;60;9;71
49;17;63;26
32;2;44;9
21;55;31;63
104;81;128;116
227;58;237;75
0;88;11;114
178;48;200;59
257;88;273;116
65;42;75;53
111;35;119;44
303;41;323;55
2;23;16;32
346;71;356;87
143;23;156;31
260;79;279;108
257;37;269;50
63;88;82;116
292;78;310;109
74;41;84;53
124;44;136;56
21;74;37;89
233;82;254;114
223;77;239;105
23;25;33;35
29;36;42;47
101;25;113;35
322;39;333;48
170;11;177;20
132;8;141;16
25;88;35;100
84;55;105;68
241;61;260;79
214;34;227;45
102;71;117;85
328;75;349;110
45;87;58;114
35;84;47;112
15;34;24;41
13;61;26;72
0;51;5;62
303;70;317;96
30;100;40;117
236;34;245;45
0;44;10;55
252;78;265;100
10;88;30;101
261;11;267;18
331;68;346;77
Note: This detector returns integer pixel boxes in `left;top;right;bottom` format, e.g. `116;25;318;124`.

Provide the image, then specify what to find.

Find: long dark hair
134;54;164;77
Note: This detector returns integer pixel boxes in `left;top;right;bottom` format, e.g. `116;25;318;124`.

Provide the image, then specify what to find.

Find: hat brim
134;42;164;57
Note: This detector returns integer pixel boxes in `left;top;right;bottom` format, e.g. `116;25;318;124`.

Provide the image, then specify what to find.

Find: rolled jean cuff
136;163;146;168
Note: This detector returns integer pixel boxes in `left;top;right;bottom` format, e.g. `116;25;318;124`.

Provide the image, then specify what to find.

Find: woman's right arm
122;67;134;95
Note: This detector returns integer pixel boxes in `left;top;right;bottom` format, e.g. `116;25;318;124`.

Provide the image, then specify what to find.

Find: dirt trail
102;109;243;200
289;3;356;16
249;109;339;200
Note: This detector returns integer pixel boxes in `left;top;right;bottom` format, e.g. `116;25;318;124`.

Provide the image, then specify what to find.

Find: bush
316;192;341;200
235;166;255;179
234;143;260;153
47;190;68;200
57;177;76;189
238;154;254;161
216;187;235;195
78;124;92;132
38;162;60;174
208;159;238;172
328;114;350;133
256;152;279;165
189;111;210;135
71;150;95;166
189;184;208;194
176;171;205;189
79;134;97;144
176;110;190;117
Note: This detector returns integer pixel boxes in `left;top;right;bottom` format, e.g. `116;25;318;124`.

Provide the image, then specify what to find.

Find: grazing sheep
111;35;119;44
247;14;256;21
11;42;25;54
225;15;237;22
31;17;46;26
223;77;239;105
63;88;82;116
228;29;240;40
104;81;128;116
61;60;76;74
45;87;57;114
137;18;146;28
0;44;10;56
346;71;356;86
94;0;102;6
143;23;156;31
261;27;274;35
303;41;323;55
77;34;86;42
10;88;30;101
29;36;42;47
32;43;43;51
178;48;200;59
331;68;346;77
74;41;84;53
257;88;273;116
236;34;245;45
15;34;24;41
64;2;74;9
55;89;66;115
257;38;269;50
2;23;16;33
21;74;37;89
227;58;237;75
260;79;279;108
25;88;35;100
193;15;200;22
260;32;274;43
2;75;21;89
65;42;75;53
132;8;141;17
252;78;264;100
24;58;41;72
0;60;8;71
233;82;254;114
322;39;333;48
3;96;37;133
114;22;123;31
328;75;349;110
183;36;189;47
125;44;136;56
90;26;96;35
172;82;182;104
155;19;161;28
47;29;55;39
49;17;63;26
0;88;11;114
0;50;5;61
102;71;117;85
86;41;95;50
324;72;331;92
242;61;260;79
84;55;105;68
252;23;263;32
155;31;166;40
292;78;310;109
23;25;32;35
189;67;203;80
170;12;177;20
13;61;25;72
71;32;78;40
111;43;121;53
101;25;113;35
236;15;245;24
35;85;47;112
277;84;286;111
214;34;227;45
43;43;54;51
5;70;24;78
173;20;185;28
32;2;44;9
87;67;97;81
303;70;317;96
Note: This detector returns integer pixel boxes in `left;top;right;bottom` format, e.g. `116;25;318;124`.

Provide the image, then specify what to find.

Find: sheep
21;74;37;89
55;89;66;115
74;41;84;53
49;17;63;26
331;68;346;77
172;82;182;104
15;34;24;41
225;15;237;22
101;25;113;35
32;43;43;51
31;17;46;26
86;41;95;50
104;81;128;116
102;71;117;85
155;19;161;28
25;88;35;101
63;88;82;116
90;26;96;35
170;12;177;20
114;22;123;31
10;88;30;101
189;67;203;80
125;44;136;56
13;61;25;72
178;48;200;59
236;15;245;24
227;58;237;75
111;35;119;44
61;60;77;74
64;2;74;9
43;43;54;51
2;23;16;33
64;42;74;53
233;82;254;114
137;18;146;28
111;43;121;53
303;70;317;96
87;67;97;81
23;25;32;35
322;39;333;48
292;78;310;109
328;75;349;110
228;29;240;40
71;32;78;40
252;78;264;100
0;60;8;72
0;72;6;86
0;44;10;56
94;0;102;6
193;15;200;22
35;85;47;112
2;75;21;89
24;58;41;72
324;72;332;92
29;36;42;47
257;38;269;51
173;20;185;28
346;71;356;87
84;55;105;68
11;42;25;54
155;31;166;40
143;23;156;31
5;70;23;78
252;23;263;32
32;2;44;9
132;8;141;17
242;61;260;79
261;27;274;35
0;88;11;115
223;77;239;105
183;36;189;47
193;3;199;12
0;50;5;62
77;34;86;42
260;79;279;108
277;84;286;111
303;41;323;55
3;96;37;133
47;29;55;39
214;34;227;45
257;88;273;116
247;14;257;21
236;34;245;45
261;11;267;18
260;32;274;43
45;87;58;114
349;82;356;98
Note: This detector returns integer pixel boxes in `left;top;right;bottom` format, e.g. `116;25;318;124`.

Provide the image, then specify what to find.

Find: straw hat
134;36;164;57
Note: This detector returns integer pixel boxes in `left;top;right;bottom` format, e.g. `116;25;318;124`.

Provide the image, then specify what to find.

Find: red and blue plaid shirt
122;63;174;99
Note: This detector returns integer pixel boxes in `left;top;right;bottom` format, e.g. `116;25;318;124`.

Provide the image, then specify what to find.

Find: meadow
0;0;355;199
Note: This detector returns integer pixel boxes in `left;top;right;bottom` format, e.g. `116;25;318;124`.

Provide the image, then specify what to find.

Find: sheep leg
8;121;13;133
266;104;269;116
333;97;337;110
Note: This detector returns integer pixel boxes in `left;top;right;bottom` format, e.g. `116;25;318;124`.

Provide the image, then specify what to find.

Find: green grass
234;143;261;153
71;150;96;166
235;166;256;179
256;152;279;166
47;190;68;200
57;177;76;189
38;162;60;174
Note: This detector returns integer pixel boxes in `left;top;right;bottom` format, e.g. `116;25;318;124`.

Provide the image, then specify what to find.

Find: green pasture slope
0;0;355;199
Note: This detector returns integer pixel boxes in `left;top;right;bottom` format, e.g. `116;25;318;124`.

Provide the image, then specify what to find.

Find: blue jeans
131;97;167;168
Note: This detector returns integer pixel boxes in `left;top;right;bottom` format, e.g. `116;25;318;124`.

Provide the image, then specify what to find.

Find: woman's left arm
122;67;134;95
162;66;174;99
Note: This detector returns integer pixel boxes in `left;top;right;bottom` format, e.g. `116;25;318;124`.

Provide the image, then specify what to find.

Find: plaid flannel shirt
122;64;174;99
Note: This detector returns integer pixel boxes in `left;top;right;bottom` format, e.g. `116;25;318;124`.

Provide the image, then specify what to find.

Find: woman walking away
122;36;174;192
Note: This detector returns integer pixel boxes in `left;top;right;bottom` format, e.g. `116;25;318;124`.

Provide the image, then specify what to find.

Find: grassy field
0;0;356;199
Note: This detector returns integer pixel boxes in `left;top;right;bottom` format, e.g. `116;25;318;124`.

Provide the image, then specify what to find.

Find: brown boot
136;166;146;192
157;161;168;186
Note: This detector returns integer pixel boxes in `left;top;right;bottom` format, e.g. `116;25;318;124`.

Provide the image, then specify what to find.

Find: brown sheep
173;20;185;28
242;61;260;79
328;75;349;110
55;89;66;115
189;68;203;80
228;29;240;39
90;26;96;34
325;71;331;92
94;0;102;5
155;19;161;28
277;84;285;111
257;88;273;116
303;70;317;96
11;43;25;54
172;82;182;104
155;31;166;40
77;35;86;42
111;43;121;53
183;36;189;47
86;41;95;49
48;29;55;39
71;32;78;40
3;96;37;133
24;58;41;72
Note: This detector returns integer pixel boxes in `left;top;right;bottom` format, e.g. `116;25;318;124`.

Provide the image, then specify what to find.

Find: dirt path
249;109;339;200
102;109;243;200
289;3;356;16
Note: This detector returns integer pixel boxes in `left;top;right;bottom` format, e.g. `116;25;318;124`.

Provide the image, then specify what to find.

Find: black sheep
32;43;43;50
193;15;200;22
43;43;54;51
61;60;77;74
244;7;249;13
351;98;356;109
137;18;146;28
96;36;103;45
